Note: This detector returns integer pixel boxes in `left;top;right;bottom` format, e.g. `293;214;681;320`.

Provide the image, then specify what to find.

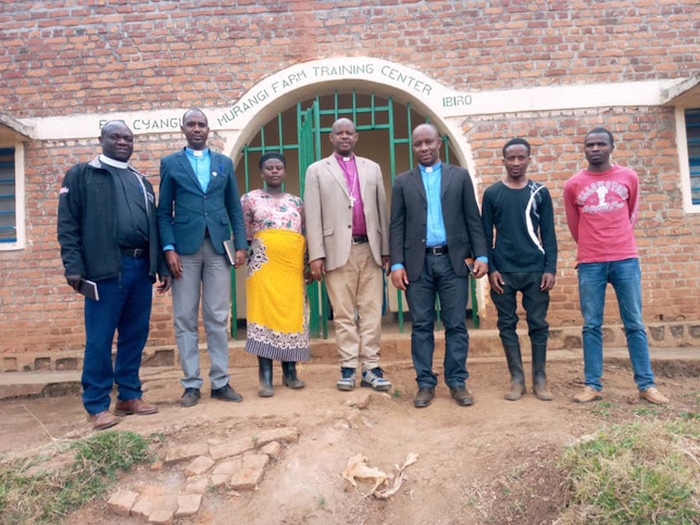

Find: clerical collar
99;154;129;169
334;152;354;162
186;147;209;157
419;161;442;173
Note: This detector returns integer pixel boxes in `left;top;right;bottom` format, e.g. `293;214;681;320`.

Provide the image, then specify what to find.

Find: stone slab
164;442;209;465
131;495;155;519
148;508;174;524
212;457;243;476
228;454;269;491
185;475;209;494
175;494;202;518
209;436;255;461
185;455;215;477
259;441;282;457
255;427;299;448
107;488;139;517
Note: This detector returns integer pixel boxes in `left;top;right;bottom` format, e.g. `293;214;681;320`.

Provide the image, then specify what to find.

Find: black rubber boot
532;344;554;401
504;344;526;401
258;356;274;397
282;361;305;389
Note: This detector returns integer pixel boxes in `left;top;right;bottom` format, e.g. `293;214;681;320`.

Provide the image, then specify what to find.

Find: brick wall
1;1;699;352
2;1;698;116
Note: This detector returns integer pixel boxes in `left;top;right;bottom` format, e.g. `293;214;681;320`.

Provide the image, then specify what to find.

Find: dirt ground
2;355;699;525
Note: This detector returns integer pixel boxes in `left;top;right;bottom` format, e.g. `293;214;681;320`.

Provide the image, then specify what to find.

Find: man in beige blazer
304;118;391;392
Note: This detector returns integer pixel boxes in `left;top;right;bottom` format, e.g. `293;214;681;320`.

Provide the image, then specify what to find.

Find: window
0;144;24;250
686;109;700;206
0;147;17;243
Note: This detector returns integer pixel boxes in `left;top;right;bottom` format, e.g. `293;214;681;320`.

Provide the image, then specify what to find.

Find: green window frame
0;147;17;244
686;108;700;206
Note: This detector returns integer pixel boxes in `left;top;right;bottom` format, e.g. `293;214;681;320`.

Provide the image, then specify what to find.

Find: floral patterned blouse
241;189;304;241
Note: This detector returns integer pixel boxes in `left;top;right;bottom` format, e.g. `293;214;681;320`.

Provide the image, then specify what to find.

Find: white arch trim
21;56;683;148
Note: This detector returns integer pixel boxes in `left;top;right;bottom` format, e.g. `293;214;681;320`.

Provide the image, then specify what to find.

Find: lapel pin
212;171;218;177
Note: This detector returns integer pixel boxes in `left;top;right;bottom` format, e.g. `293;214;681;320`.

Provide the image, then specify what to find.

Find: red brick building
1;1;699;361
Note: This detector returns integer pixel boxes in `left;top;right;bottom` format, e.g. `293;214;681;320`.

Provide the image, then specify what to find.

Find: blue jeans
405;253;469;389
82;256;153;415
577;258;655;391
490;272;550;348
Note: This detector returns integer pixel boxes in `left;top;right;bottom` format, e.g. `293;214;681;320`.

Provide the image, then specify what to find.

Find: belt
426;245;448;255
352;235;369;244
121;248;147;258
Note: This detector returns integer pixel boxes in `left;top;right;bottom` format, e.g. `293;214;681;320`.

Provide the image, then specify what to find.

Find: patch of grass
148;432;166;443
559;419;700;524
317;496;326;507
590;401;614;418
393;389;401;398
634;406;658;417
0;430;153;524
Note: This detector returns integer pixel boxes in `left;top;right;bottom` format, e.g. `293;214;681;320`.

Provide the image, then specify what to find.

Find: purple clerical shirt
334;153;367;236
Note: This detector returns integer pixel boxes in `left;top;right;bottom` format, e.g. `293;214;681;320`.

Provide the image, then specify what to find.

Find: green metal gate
232;91;478;338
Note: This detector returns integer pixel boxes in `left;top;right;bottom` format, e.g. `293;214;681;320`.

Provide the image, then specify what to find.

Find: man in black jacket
390;123;488;408
58;120;170;430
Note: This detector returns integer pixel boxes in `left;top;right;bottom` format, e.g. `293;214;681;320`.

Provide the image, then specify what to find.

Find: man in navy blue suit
157;108;248;407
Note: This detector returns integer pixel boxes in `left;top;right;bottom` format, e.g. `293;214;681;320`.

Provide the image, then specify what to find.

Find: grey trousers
172;238;231;390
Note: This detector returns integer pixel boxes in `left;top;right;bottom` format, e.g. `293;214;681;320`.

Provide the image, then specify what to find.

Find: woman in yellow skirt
241;152;310;397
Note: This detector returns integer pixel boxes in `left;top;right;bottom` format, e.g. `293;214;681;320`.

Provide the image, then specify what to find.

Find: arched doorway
231;91;477;338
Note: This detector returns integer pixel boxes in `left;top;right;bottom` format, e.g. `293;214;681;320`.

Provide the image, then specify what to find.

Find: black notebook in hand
223;239;237;266
78;279;100;301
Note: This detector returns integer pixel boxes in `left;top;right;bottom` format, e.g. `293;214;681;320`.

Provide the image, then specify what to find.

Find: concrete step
1;345;698;401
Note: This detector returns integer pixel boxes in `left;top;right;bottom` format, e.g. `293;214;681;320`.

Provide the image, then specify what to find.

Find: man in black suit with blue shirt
157;108;247;407
390;123;488;408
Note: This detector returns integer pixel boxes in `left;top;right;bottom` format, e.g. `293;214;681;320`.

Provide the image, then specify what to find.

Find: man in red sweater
564;128;668;405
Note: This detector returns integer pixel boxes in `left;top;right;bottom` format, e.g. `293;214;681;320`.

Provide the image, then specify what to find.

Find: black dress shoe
181;388;201;407
211;384;243;402
450;386;474;406
413;387;435;408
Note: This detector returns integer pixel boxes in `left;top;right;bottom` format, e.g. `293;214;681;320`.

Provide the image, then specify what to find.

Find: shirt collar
186;147;210;158
99;154;129;170
333;152;355;163
419;161;442;173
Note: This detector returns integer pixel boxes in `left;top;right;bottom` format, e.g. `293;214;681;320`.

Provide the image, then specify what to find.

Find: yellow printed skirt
244;229;310;361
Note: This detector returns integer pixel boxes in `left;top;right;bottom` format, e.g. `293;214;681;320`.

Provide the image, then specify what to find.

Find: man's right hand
164;250;183;279
309;259;325;282
66;275;83;292
390;268;409;291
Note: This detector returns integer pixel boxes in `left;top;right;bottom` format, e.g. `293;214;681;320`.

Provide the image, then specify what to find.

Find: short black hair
100;119;128;138
182;107;207;126
502;137;531;157
585;127;614;146
259;152;286;169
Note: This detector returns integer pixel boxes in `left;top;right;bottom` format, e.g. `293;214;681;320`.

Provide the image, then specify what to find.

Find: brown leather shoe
573;386;602;403
413;387;435;408
449;386;474;406
90;410;120;431
114;398;159;416
639;386;669;405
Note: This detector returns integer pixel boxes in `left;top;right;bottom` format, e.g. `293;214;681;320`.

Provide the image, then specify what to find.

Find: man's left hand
381;256;391;275
234;249;247;268
157;275;172;294
540;272;556;292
